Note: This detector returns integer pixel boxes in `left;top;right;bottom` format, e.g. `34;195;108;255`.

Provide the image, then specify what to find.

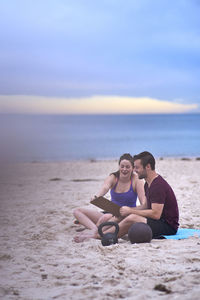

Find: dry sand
0;158;200;300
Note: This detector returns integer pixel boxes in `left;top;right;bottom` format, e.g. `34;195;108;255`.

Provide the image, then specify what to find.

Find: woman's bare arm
92;174;116;200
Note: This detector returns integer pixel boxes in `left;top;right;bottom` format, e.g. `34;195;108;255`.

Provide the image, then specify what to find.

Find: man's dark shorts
147;218;177;238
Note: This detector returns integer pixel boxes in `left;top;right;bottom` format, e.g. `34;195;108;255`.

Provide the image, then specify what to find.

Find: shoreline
2;155;200;164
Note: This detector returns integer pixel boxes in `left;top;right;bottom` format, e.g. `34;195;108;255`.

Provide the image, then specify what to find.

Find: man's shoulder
153;175;172;191
154;175;167;184
150;175;167;189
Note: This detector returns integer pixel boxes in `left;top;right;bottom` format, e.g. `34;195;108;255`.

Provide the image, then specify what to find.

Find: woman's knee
100;213;112;222
73;208;82;218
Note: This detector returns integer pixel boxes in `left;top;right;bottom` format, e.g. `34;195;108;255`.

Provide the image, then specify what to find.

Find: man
119;151;179;238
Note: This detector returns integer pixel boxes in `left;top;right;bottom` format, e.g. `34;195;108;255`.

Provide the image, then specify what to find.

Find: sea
1;114;200;162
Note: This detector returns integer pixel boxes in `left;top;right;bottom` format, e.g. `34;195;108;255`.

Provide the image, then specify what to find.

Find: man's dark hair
133;151;155;170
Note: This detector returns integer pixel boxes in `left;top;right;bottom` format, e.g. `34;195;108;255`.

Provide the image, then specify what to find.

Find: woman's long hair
111;153;134;178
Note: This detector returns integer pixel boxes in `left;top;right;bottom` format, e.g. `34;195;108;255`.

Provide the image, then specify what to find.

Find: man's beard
138;172;146;180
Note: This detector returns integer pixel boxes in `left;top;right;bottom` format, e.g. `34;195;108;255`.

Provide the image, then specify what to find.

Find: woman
73;153;146;243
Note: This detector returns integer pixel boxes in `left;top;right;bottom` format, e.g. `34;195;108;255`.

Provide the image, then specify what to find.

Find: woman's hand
91;195;97;202
120;206;132;217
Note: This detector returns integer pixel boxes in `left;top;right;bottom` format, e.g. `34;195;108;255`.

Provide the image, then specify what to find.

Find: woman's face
119;159;133;178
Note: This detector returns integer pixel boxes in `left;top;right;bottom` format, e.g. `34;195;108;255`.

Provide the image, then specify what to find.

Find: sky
0;0;200;114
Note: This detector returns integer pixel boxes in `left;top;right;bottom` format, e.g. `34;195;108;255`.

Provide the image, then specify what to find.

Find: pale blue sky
0;0;200;113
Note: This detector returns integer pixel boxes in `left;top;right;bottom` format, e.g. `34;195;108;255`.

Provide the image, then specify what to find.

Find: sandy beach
0;158;200;300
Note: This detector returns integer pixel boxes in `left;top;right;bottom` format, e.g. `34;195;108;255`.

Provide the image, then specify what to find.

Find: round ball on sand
128;222;152;243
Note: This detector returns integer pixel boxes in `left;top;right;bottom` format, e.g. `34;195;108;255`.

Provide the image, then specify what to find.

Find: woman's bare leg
96;214;123;232
96;213;113;227
73;208;103;230
73;214;124;243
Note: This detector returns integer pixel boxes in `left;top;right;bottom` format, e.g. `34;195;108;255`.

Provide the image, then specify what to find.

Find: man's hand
120;206;132;217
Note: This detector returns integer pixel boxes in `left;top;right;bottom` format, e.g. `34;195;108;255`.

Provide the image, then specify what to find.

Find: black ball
128;222;152;243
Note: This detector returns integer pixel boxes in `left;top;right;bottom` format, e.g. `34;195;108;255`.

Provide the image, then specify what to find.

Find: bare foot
73;229;97;243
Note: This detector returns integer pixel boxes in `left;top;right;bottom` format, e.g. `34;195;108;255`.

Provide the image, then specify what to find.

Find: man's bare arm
120;203;164;220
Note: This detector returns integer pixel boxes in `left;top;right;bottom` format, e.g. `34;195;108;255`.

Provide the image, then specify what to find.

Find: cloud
0;1;200;104
0;95;198;114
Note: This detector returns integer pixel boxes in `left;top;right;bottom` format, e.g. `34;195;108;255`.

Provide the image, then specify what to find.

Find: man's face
134;159;147;179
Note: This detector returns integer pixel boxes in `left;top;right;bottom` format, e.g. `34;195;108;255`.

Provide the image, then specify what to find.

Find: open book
90;196;121;217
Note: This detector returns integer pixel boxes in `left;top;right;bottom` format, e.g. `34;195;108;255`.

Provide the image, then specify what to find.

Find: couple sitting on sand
73;151;179;243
